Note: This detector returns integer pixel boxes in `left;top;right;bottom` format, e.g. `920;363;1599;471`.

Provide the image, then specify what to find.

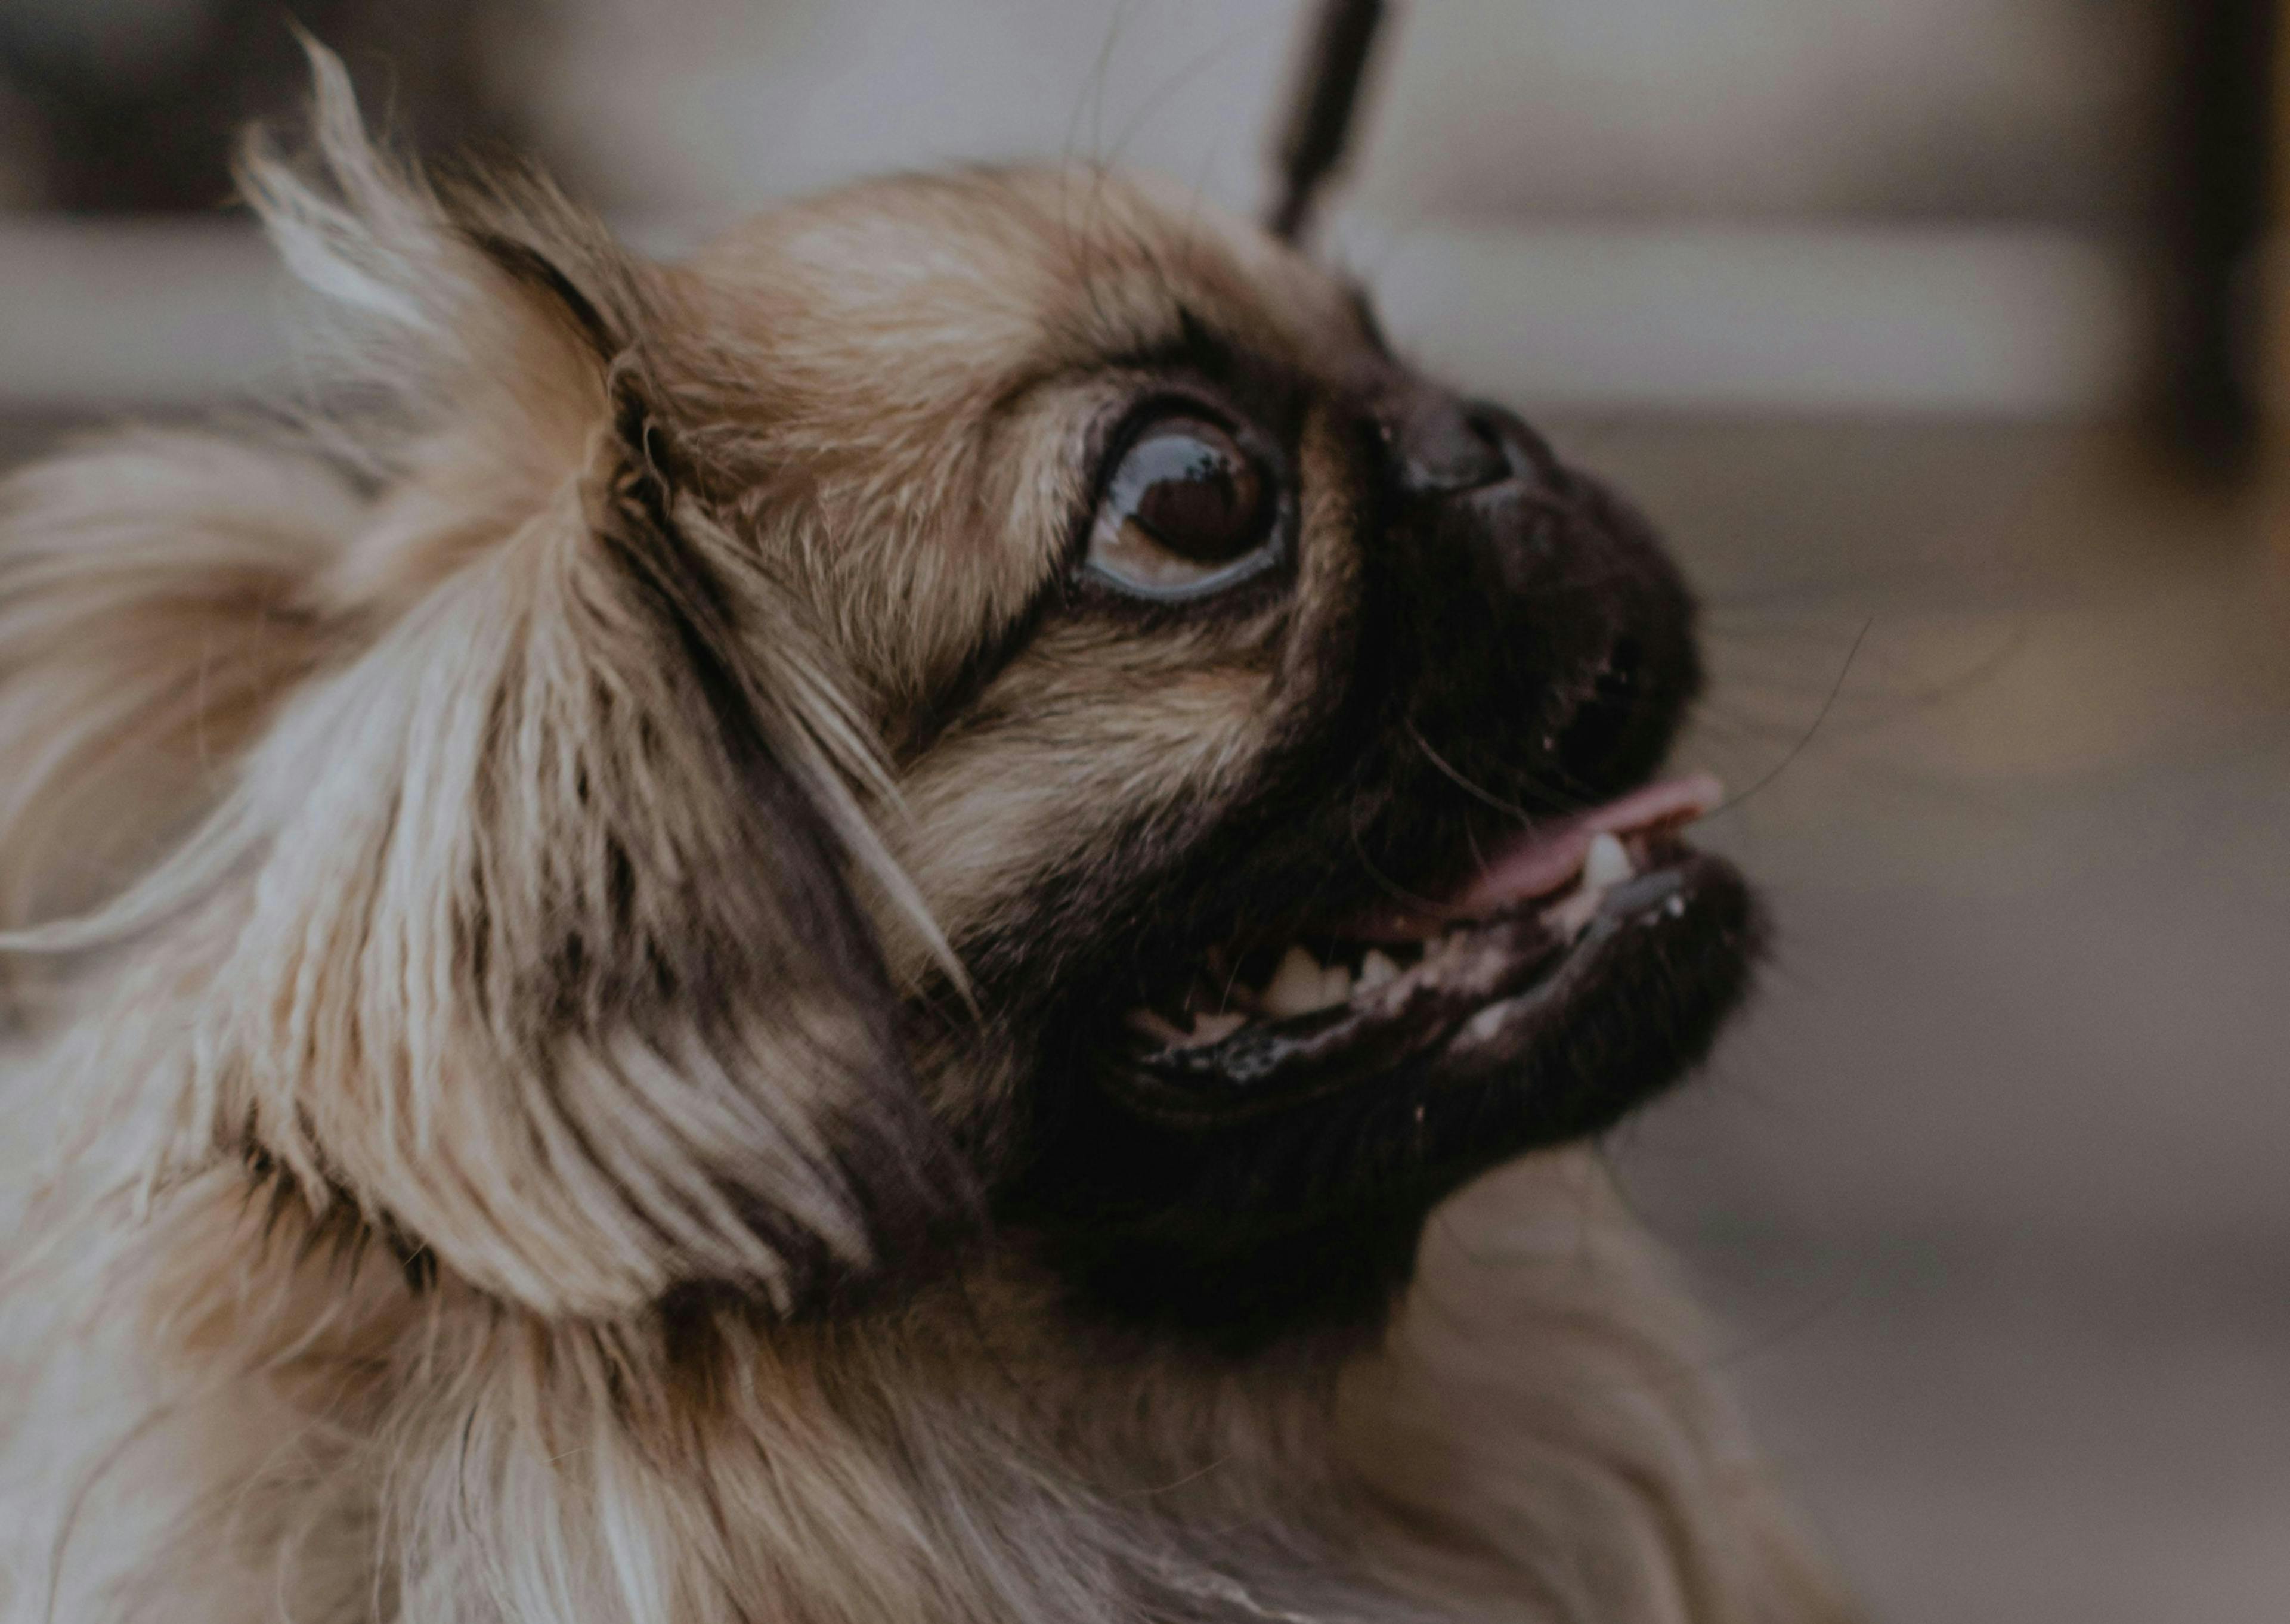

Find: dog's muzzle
1010;378;1754;1334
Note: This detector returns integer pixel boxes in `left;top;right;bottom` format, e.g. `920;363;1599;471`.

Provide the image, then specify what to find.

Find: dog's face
629;171;1753;1332
53;117;1749;1335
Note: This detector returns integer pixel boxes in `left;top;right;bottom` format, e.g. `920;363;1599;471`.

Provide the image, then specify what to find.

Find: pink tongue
1347;773;1723;941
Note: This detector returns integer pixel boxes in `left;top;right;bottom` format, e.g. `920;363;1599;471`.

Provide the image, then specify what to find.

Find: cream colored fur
0;51;1851;1624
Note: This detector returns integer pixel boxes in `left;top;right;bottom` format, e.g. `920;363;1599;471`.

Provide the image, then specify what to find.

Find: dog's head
11;61;1751;1338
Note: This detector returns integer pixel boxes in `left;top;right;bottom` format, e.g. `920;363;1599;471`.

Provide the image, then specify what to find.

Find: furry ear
197;427;971;1319
1;47;973;1318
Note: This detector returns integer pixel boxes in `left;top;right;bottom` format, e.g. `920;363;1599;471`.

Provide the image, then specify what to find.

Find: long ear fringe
2;42;974;1317
175;465;973;1318
238;42;451;336
234;39;964;996
0;45;607;964
233;39;579;421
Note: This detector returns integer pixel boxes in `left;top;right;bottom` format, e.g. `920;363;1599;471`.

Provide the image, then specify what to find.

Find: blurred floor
3;407;2284;1622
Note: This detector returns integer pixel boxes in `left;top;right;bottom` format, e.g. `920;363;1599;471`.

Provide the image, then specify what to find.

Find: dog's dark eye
1085;416;1279;599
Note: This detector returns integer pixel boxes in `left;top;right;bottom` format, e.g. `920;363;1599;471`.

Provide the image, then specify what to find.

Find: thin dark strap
1267;0;1389;246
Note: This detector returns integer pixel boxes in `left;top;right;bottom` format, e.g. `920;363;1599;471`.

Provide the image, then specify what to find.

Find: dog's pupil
1125;420;1262;562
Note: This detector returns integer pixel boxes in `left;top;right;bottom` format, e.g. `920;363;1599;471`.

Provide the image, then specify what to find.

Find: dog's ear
205;429;971;1319
2;47;971;1319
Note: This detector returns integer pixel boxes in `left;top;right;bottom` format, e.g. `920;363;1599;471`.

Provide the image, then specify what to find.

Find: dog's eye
1085;416;1278;599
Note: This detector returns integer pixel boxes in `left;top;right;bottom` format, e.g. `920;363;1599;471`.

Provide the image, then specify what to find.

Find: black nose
1382;393;1554;498
1372;383;1701;806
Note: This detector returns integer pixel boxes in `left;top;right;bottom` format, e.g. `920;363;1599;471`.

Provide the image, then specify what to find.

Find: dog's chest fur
1;1077;1833;1624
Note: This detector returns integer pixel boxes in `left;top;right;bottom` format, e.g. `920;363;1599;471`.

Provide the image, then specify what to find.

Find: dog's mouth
1016;763;1750;1332
1107;774;1729;1129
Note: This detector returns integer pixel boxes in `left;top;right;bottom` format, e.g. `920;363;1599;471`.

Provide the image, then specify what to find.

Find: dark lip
1103;851;1718;1132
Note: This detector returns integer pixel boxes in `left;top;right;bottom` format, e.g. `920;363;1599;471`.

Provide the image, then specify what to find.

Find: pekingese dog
0;49;1853;1624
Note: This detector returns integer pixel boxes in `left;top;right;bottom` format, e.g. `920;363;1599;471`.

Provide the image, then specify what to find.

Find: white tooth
1583;832;1634;891
1188;1011;1249;1045
1356;948;1401;991
1262;946;1336;1016
1545;887;1603;938
1126;1008;1189;1045
1322;964;1356;1006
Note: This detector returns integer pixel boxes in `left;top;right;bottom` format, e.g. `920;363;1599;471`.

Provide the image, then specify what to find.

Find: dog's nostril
1391;399;1509;497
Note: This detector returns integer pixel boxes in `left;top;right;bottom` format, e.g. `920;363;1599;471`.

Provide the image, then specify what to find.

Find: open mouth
1109;773;1731;1129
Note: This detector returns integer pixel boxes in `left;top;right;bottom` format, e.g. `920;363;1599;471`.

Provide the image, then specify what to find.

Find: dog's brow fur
0;45;1852;1624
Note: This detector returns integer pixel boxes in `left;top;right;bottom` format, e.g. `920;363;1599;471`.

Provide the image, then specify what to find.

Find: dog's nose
1382;393;1554;498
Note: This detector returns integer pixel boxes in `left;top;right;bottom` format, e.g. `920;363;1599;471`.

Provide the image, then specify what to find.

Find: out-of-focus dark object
2152;0;2277;475
0;0;526;213
1268;0;1387;245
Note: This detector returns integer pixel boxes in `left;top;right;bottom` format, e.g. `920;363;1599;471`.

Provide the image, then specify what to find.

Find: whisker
1345;783;1443;910
1705;616;1875;821
1404;719;1541;824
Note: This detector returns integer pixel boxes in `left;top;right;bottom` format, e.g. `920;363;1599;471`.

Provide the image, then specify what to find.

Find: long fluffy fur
0;52;1850;1624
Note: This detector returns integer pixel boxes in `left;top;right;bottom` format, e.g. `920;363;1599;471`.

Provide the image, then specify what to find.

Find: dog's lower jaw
3;1125;1850;1624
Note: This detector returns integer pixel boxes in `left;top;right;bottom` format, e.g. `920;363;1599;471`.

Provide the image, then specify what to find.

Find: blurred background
2;2;2285;1619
